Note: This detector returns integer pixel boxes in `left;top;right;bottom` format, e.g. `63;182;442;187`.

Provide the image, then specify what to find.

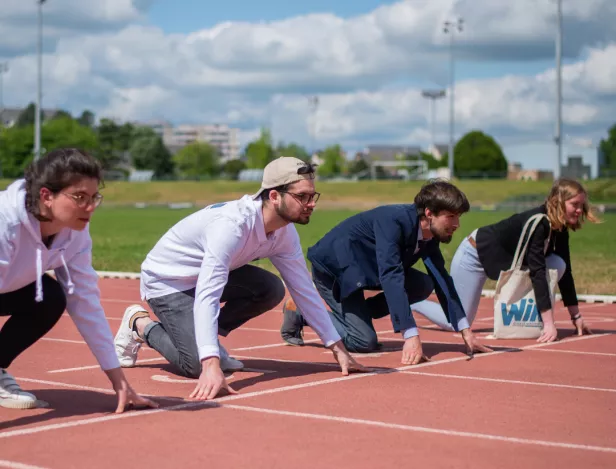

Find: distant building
507;162;553;181
138;121;241;163
561;155;591;180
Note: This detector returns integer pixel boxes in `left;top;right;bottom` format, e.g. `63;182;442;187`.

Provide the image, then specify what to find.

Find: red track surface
1;277;615;468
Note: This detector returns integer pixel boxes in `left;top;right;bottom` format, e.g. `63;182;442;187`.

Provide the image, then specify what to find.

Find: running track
1;277;615;469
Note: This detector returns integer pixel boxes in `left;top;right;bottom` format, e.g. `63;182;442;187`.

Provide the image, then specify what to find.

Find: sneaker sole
0;398;38;410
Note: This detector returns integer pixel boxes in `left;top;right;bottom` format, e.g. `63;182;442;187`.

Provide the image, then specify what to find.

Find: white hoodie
0;179;119;371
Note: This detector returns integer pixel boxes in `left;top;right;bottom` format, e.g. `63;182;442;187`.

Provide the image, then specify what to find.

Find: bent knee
547;255;566;279
42;275;67;318
178;358;202;379
261;272;286;309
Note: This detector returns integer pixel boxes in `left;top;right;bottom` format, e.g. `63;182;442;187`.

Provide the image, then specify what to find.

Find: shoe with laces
0;369;37;409
219;342;244;372
114;304;151;368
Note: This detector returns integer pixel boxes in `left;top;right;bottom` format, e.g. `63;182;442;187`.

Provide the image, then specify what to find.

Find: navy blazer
307;204;467;333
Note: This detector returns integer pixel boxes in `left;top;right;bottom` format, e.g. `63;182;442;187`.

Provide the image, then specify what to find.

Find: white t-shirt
140;195;341;360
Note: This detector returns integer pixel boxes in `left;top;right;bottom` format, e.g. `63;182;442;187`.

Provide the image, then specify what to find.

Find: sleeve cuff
198;344;220;361
457;317;470;331
402;327;419;339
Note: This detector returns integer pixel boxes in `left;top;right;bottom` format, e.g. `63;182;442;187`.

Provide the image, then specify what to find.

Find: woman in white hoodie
0;148;157;412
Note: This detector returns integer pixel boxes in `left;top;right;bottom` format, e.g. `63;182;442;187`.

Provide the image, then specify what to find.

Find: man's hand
329;341;368;375
401;336;430;365
460;329;492;358
189;357;237;401
104;367;159;414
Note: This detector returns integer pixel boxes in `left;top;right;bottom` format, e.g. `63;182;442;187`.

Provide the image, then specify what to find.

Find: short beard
429;219;452;244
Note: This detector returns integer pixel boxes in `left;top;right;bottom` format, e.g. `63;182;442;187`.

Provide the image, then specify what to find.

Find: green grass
89;206;616;295
4;178;616;207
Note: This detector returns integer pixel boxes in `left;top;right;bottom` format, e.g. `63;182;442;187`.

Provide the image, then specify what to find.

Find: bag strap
510;213;548;271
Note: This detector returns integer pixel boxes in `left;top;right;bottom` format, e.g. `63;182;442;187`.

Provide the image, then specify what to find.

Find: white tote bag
493;214;559;339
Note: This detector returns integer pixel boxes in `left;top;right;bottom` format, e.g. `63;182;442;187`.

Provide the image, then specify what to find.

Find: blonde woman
412;178;599;343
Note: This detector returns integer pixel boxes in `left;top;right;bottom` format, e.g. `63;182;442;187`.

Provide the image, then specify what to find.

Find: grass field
3;178;616;207
89;206;616;295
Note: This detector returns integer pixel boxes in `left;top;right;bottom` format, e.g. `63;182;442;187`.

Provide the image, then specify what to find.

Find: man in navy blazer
280;180;492;364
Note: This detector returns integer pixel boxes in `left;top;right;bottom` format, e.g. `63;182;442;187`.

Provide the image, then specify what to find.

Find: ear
424;208;433;219
39;187;54;207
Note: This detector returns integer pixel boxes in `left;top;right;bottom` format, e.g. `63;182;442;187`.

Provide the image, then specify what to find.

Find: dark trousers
312;266;434;353
0;275;67;369
144;265;286;378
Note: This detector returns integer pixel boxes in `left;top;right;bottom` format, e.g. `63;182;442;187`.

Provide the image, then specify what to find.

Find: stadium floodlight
421;89;446;153
35;0;47;161
443;17;463;179
554;0;563;179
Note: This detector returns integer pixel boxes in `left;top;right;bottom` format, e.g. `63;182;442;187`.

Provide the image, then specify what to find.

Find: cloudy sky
1;0;614;174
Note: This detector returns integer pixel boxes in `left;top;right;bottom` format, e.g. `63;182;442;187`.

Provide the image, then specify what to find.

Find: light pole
421;89;446;153
554;0;563;179
34;0;47;161
0;62;7;178
308;95;319;159
0;62;7;118
443;17;463;179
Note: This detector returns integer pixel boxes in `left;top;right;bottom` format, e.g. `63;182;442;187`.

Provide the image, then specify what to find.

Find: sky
1;0;615;175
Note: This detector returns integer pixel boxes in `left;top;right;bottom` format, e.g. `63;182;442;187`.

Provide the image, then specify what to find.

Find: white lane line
48;357;166;374
0;460;50;469
4;333;611;441
532;348;616;358
221;404;616;454
399;371;616;394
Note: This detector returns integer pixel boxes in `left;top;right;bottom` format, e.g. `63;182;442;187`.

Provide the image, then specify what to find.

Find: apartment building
142;120;241;163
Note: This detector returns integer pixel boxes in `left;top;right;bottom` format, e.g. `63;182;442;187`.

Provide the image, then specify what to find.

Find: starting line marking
399;370;616;394
151;368;275;384
3;332;612;457
0;461;50;469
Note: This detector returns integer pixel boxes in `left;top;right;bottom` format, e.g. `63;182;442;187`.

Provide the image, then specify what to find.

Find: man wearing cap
114;157;366;400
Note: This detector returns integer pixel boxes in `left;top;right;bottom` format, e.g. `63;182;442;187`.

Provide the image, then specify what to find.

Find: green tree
16;103;44;127
96;119;135;170
173;142;219;177
77;110;95;128
41;116;99;155
222;159;247;179
276;142;310;162
0;125;35;178
454;130;508;178
130;128;174;178
245;128;275;169
318;144;346;177
599;124;616;173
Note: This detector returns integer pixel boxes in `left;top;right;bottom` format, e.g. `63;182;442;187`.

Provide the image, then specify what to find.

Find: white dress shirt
140;195;341;360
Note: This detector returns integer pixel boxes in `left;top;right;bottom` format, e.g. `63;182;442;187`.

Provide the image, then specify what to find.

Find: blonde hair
545;178;600;231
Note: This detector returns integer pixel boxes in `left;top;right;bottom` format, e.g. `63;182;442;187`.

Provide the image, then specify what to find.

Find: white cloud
1;0;614;168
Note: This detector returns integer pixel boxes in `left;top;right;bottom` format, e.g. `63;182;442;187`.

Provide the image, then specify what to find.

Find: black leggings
0;275;67;369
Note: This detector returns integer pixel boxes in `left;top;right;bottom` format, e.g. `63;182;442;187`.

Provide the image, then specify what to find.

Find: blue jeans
312;266;434;353
411;231;566;330
144;265;285;378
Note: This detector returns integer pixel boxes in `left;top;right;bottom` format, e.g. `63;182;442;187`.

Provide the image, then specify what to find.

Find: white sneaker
114;304;151;368
0;369;37;409
219;342;244;372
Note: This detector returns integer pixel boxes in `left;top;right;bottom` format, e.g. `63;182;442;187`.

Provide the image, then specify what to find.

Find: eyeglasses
62;192;104;208
279;191;321;205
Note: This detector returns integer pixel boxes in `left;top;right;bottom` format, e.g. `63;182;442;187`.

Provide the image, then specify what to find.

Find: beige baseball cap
251;157;316;199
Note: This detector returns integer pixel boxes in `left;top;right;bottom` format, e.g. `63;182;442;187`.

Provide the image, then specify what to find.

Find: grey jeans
144;265;285;378
312;266;434;353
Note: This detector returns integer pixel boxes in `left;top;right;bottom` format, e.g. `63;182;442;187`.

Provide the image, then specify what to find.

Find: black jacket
307;204;467;333
475;204;577;312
